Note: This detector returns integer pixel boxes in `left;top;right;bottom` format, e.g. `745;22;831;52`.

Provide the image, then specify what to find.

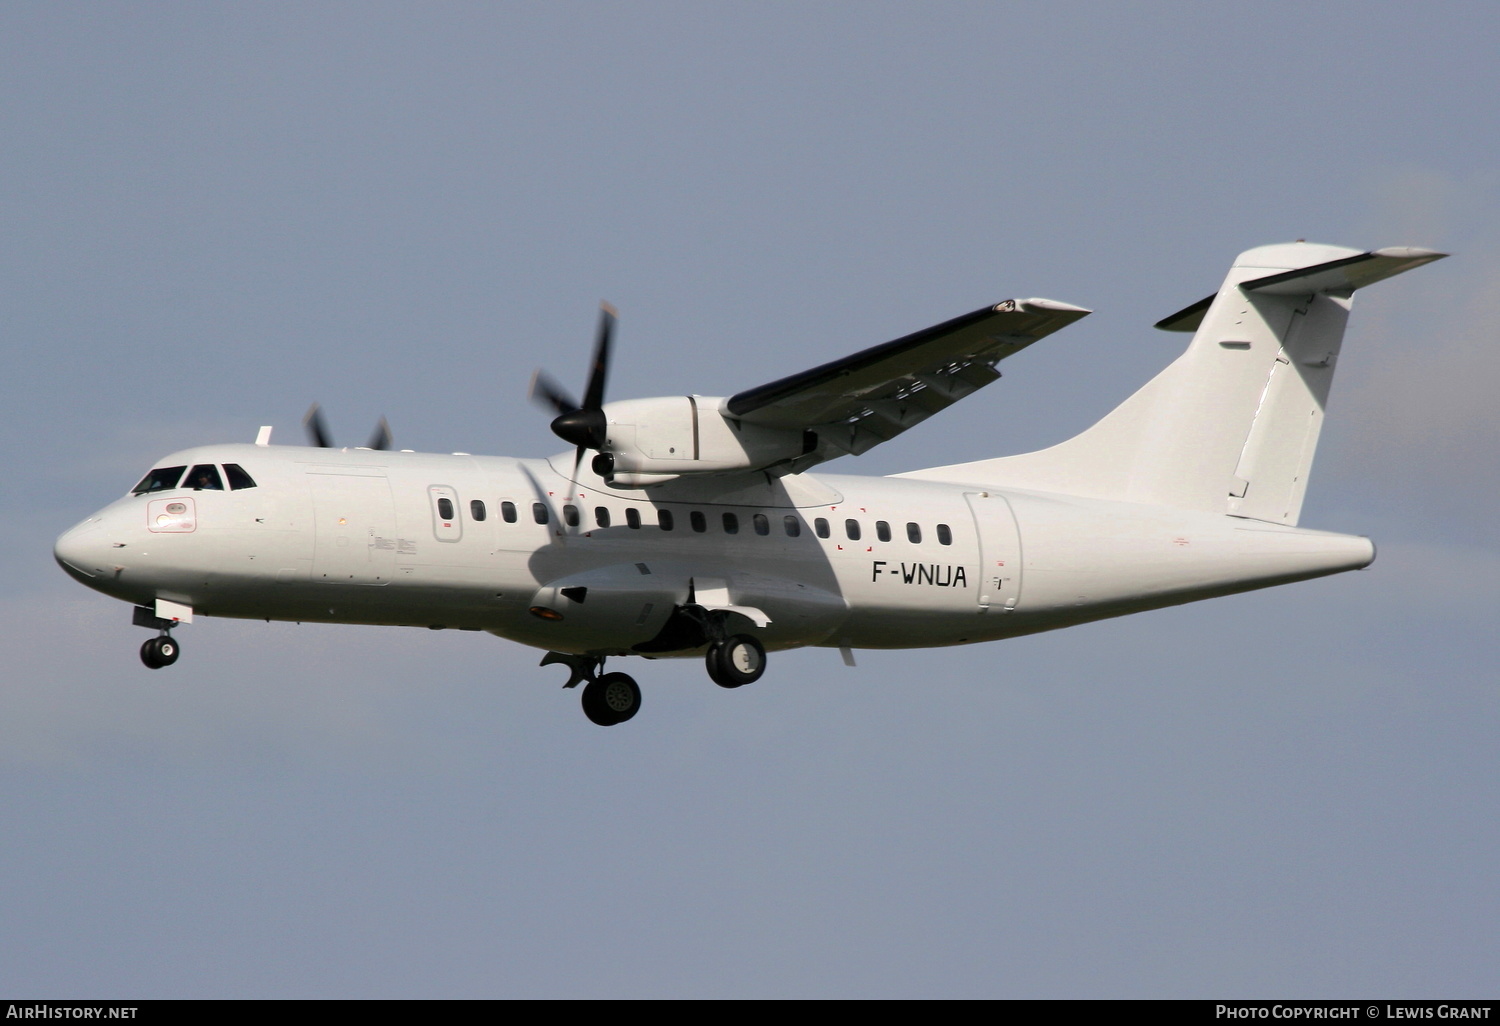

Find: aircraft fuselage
55;441;1375;660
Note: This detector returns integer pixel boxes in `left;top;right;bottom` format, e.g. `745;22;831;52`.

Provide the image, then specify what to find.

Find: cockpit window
131;466;186;495
186;464;224;491
223;464;257;490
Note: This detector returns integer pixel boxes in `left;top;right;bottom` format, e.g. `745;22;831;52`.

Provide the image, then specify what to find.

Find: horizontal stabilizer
1155;246;1447;331
1241;246;1446;294
1154;294;1215;332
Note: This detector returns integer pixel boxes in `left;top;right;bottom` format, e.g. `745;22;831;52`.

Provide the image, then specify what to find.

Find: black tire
708;634;765;688
140;636;180;670
581;672;641;725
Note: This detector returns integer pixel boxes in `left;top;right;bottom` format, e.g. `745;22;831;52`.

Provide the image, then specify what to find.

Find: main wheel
581;672;641;726
707;634;765;688
139;636;179;669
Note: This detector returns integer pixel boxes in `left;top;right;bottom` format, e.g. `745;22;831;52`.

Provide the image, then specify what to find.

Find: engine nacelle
597;396;805;484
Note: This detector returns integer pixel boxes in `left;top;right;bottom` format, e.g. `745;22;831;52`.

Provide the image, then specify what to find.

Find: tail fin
901;242;1444;525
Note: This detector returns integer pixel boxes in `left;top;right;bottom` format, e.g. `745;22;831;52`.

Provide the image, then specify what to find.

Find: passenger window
533;502;549;525
437;497;455;520
501;501;518;523
186;465;223;491
937;523;953;545
563;505;580;527
690;511;707;533
595;506;611;529
626;508;641;529
722;512;739;534
223;464;257;490
876;521;891;542
907;522;922;544
845;519;861;541
783;515;802;537
471;500;487;521
658;509;675;531
814;518;830;539
753;513;769;536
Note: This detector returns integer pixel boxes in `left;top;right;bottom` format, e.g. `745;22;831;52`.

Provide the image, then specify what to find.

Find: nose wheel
140;634;179;669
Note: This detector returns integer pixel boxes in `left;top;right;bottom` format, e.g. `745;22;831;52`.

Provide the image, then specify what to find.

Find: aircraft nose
54;517;111;583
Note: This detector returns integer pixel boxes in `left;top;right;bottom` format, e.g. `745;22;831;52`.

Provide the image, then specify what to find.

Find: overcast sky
3;2;1496;998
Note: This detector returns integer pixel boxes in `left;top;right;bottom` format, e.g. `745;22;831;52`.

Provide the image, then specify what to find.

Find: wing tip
1007;297;1093;315
1370;246;1448;262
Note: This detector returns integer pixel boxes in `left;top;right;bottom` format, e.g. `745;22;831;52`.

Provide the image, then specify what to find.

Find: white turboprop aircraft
55;242;1443;725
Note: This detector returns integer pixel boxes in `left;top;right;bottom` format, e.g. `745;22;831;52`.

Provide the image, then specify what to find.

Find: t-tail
903;242;1445;524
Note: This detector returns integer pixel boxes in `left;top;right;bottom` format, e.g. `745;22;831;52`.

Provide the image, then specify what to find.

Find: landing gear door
964;491;1022;613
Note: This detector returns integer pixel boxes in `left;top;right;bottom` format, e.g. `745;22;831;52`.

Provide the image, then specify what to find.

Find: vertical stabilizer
901;243;1444;524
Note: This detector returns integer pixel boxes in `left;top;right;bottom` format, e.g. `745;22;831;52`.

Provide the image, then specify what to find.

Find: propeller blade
366;416;392;451
303;403;333;448
529;370;579;417
581;302;615;412
536;301;618;453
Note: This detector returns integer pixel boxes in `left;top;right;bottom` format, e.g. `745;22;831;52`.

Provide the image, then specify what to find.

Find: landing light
529;606;565;622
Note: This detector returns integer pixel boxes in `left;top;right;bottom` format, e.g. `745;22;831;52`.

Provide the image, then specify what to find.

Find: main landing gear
542;631;769;726
582;673;642;727
540;652;642;726
706;634;766;689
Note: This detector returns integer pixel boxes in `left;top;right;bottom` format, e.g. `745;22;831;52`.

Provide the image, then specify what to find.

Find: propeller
530;302;617;477
303;404;393;451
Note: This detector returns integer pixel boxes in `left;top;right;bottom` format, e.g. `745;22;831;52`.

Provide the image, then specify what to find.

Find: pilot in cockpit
188;465;224;491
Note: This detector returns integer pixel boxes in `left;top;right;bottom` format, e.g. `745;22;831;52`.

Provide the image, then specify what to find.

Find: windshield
131;466;186;496
185;464;224;490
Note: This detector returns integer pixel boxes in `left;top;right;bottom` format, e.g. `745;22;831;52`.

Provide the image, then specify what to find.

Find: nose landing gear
140;634;179;669
132;604;184;670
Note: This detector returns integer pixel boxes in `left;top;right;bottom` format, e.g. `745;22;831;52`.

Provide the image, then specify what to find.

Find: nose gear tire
139;636;179;669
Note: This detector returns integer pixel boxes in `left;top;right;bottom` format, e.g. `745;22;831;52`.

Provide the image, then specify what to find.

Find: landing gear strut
540;652;642;726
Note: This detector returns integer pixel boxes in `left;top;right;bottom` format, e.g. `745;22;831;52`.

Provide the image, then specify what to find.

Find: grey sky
3;2;1496;997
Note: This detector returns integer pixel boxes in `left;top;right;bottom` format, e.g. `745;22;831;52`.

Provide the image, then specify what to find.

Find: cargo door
964;491;1022;613
308;466;397;585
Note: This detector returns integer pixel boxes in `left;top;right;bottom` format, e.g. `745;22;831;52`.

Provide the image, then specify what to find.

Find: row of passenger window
442;498;953;546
